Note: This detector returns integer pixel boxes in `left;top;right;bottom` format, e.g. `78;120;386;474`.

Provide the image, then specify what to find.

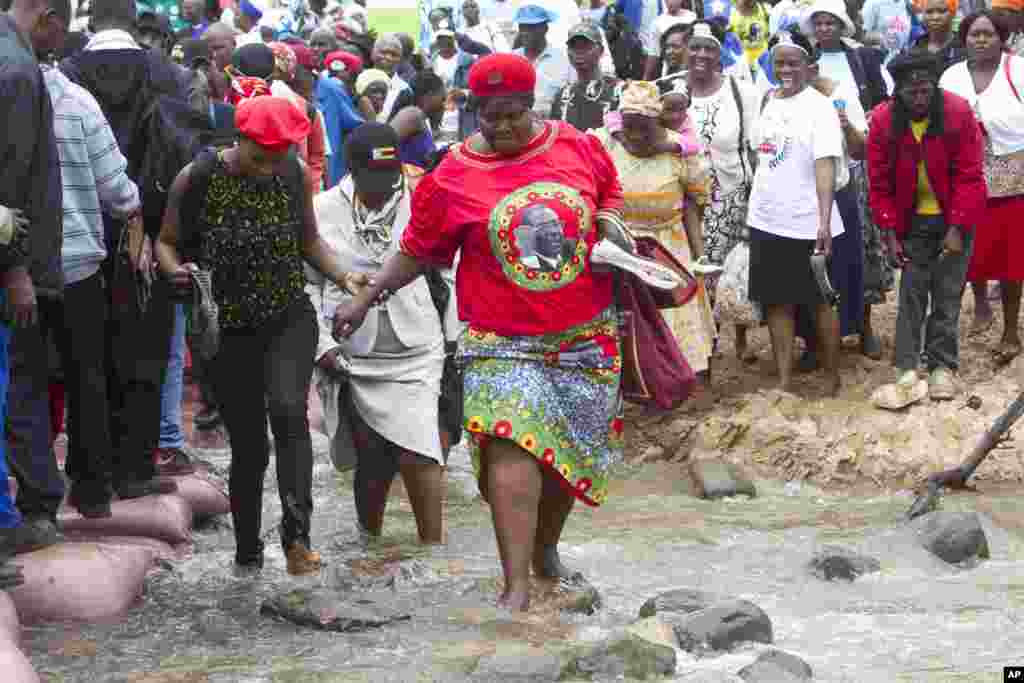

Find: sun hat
799;0;856;39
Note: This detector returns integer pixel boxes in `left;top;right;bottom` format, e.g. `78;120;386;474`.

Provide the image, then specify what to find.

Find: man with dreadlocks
866;52;987;409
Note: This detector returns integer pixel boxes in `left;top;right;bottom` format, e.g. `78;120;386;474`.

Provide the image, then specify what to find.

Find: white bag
714;242;761;327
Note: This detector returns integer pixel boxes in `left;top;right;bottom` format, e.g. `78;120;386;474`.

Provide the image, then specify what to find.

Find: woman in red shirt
333;54;626;612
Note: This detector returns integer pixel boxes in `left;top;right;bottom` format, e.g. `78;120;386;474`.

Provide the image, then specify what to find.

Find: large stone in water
673;600;773;654
260;589;411;632
638;588;720;619
807;545;881;581
564;622;677;680
689;460;756;499
913;511;990;565
472;646;563;682
738;649;814;682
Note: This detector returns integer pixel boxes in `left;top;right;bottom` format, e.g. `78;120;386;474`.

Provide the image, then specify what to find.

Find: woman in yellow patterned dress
592;81;716;376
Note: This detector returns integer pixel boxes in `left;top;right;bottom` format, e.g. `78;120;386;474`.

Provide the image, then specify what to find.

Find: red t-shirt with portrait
400;121;623;337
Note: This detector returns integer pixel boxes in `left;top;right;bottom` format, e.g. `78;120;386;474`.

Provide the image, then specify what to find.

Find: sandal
992;341;1022;365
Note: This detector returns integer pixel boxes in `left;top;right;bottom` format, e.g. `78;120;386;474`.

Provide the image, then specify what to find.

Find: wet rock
472;646;562;682
638;588;719;619
914;511;990;565
260;589;411;632
560;580;602;616
689;460;756;499
738;649;814;682
807;546;881;581
565;624;677;680
673;600;773;654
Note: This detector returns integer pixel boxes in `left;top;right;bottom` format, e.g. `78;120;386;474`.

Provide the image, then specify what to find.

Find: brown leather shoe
285;542;322;576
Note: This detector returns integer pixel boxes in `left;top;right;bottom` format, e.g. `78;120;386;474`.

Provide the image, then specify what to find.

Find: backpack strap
728;75;749;182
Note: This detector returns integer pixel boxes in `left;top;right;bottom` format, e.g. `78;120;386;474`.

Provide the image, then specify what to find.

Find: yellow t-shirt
911;119;941;216
729;3;769;72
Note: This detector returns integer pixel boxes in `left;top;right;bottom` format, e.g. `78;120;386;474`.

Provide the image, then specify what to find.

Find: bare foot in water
532;545;585;584
497;588;531;612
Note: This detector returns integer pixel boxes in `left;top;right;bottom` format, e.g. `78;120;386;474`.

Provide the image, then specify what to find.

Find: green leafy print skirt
459;307;624;507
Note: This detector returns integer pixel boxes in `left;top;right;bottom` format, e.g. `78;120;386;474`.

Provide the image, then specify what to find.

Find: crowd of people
0;0;1022;611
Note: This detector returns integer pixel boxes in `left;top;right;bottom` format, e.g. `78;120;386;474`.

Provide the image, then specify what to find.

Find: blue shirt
316;74;365;189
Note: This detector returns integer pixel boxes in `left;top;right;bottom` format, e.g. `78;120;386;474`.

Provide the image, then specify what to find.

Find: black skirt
748;227;826;306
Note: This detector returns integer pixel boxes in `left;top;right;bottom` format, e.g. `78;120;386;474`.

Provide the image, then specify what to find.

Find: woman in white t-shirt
940;10;1024;363
747;30;844;395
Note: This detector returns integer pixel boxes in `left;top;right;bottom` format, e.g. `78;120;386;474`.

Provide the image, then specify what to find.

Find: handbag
187;268;220;361
633;236;699;309
617;272;696;411
982;56;1024;199
714;241;762;327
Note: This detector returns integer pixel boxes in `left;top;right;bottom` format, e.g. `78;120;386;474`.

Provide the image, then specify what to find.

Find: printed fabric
461;306;623;507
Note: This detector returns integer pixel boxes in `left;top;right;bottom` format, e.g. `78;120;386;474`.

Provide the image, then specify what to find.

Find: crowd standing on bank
0;0;1022;611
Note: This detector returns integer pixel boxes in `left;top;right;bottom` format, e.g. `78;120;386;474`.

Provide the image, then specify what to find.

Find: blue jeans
159;304;186;450
0;314;21;529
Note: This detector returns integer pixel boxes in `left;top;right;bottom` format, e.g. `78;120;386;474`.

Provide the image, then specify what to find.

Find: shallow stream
21;440;1024;682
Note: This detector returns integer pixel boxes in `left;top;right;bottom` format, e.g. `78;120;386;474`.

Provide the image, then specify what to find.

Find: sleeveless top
181;149;309;330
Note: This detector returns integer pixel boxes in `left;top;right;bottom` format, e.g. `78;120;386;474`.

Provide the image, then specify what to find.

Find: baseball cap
514;4;557;25
345;123;403;195
567;21;602;45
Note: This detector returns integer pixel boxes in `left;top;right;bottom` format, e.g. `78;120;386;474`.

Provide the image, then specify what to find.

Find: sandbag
0;642;39;683
9;542;154;623
171;473;230;520
59;494;193;545
0;591;19;644
61;534;183;561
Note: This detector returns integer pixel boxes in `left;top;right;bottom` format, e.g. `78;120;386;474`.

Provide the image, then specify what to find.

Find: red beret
235;96;311;152
467;53;536;98
324;50;363;75
290;43;317;71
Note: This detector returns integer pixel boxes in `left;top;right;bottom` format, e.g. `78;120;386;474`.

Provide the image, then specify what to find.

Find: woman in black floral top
156;96;358;576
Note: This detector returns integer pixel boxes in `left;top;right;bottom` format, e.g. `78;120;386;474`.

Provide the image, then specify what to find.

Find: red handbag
618;272;696;410
633;236;698;309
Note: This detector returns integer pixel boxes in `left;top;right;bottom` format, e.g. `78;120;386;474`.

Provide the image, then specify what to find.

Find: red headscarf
235;96;312;152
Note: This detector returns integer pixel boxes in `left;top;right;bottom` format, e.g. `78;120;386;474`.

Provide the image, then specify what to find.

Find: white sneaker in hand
591;239;683;291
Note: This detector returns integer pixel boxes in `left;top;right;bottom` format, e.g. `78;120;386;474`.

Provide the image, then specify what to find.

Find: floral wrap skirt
459;307;624;507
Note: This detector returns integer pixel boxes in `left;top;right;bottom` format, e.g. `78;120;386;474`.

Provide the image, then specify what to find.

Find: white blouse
940;53;1024;156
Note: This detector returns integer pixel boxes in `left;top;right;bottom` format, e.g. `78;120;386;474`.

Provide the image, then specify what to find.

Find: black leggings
210;300;318;563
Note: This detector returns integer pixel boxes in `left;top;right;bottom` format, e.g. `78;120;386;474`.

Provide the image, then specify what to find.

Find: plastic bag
714;242;761;327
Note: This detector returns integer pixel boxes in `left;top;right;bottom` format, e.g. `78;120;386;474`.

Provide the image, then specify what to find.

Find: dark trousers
894;215;974;373
6;298;66;520
210;300;317;563
104;264;175;485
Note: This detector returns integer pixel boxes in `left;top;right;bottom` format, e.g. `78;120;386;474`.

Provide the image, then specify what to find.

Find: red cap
324;50;363;75
290;43;317;71
235;96;311;152
467;53;536;98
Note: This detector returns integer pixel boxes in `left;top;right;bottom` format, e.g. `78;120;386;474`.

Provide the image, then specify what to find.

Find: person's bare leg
353;452;398;537
816;302;842;396
1001;281;1023;344
484;439;542;611
532;471;578;581
971;281;994;333
765;304;796;392
734;324;756;362
398;452;444;544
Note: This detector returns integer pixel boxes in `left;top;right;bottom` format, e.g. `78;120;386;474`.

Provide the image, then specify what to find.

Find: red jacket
866;91;987;238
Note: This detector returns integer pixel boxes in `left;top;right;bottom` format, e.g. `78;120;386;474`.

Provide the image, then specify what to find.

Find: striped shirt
43;67;139;285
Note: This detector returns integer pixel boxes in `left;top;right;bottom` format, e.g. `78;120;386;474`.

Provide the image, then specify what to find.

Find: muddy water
21;443;1024;682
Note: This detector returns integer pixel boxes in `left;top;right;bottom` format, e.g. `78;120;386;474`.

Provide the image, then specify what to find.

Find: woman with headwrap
747;30;844;396
678;21;761;361
909;0;966;69
354;68;392;120
333;54;628;612
592;81;715;378
156;96;358;576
